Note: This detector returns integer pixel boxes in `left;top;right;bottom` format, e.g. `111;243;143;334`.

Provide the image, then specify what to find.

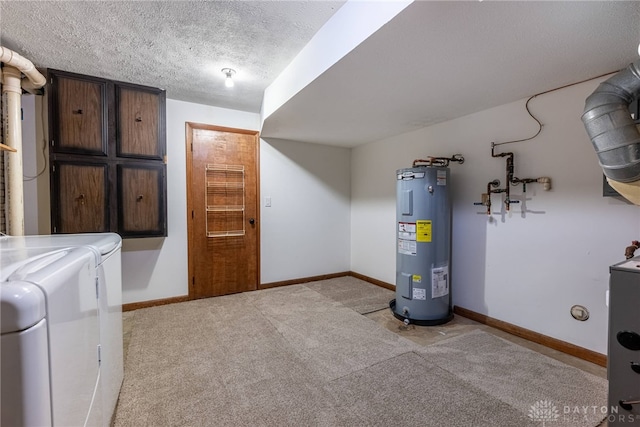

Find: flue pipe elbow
581;60;640;183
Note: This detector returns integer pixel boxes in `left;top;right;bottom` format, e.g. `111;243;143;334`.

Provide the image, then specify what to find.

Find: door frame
185;122;260;298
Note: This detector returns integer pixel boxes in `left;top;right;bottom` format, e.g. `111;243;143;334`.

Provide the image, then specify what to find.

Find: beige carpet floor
114;278;607;427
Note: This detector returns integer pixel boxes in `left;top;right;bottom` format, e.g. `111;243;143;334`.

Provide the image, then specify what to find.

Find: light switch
265;197;271;207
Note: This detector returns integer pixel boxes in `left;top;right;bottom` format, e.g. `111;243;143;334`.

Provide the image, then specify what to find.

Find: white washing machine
1;247;101;426
0;233;123;427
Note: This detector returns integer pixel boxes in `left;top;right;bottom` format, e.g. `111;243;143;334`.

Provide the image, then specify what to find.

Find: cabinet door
116;84;165;160
49;71;108;155
117;163;166;237
52;162;109;233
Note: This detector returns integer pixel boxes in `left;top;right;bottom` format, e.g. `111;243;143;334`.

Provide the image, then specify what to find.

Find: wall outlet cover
570;305;589;321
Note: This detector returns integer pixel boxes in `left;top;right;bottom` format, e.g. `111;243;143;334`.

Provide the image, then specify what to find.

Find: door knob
249;218;255;225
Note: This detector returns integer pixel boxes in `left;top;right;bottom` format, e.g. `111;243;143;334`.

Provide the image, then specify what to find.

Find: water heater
390;156;462;326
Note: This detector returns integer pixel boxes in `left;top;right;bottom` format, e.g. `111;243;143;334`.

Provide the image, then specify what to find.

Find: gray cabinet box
608;258;640;425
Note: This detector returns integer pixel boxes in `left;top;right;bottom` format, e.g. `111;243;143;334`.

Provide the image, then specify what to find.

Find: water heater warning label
398;239;417;256
413;288;426;300
398;222;416;240
432;266;449;299
416;220;432;242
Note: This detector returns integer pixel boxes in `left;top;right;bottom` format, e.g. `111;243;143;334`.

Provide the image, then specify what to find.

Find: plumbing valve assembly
475;142;551;215
625;240;640;259
411;154;465;168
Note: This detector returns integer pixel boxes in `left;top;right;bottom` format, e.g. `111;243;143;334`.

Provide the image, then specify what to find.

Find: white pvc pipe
0;47;46;236
3;66;24;235
0;47;46;89
536;177;552;191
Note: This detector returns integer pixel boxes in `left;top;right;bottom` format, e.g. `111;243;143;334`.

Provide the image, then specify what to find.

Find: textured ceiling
1;1;639;147
262;1;640;146
0;1;344;113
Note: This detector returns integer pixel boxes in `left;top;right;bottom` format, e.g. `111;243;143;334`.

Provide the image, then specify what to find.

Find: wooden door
186;123;259;298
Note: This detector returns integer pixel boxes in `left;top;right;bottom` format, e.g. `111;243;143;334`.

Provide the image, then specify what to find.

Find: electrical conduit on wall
0;46;46;236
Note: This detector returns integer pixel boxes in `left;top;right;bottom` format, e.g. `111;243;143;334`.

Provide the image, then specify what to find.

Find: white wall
350;77;640;354
260;138;351;283
21;94;39;235
122;101;351;301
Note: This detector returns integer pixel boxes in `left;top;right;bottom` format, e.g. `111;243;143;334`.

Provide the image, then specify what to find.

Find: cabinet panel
116;85;164;159
50;72;107;155
53;162;109;233
117;164;166;237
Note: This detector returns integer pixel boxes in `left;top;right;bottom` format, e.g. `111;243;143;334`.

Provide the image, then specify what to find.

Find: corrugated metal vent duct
582;59;640;204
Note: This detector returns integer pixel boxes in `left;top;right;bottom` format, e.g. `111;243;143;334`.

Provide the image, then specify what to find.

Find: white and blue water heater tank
390;165;453;325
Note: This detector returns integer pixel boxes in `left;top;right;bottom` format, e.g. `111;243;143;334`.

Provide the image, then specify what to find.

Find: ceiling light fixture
221;68;236;88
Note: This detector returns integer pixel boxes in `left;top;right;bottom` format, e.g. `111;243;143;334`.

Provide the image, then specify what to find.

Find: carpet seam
325;350;421;384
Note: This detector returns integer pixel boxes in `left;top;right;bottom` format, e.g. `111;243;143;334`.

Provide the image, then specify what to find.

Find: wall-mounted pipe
536;177;551;191
582;59;640;204
412;154;464;168
2;66;24;235
625;240;639;259
0;47;46;89
477;143;552;215
0;46;46;236
491;144;515;211
484;179;503;215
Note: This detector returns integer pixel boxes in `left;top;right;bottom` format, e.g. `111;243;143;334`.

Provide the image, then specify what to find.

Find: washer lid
0;281;46;333
0;247;71;281
0;233;121;256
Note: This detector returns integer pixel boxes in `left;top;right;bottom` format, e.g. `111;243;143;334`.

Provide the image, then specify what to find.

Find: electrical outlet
570;305;589;321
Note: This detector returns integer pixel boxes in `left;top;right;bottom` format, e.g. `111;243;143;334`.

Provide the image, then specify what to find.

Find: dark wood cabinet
48;69;167;238
50;74;108;155
52;161;110;234
117;163;166;237
116;84;164;160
